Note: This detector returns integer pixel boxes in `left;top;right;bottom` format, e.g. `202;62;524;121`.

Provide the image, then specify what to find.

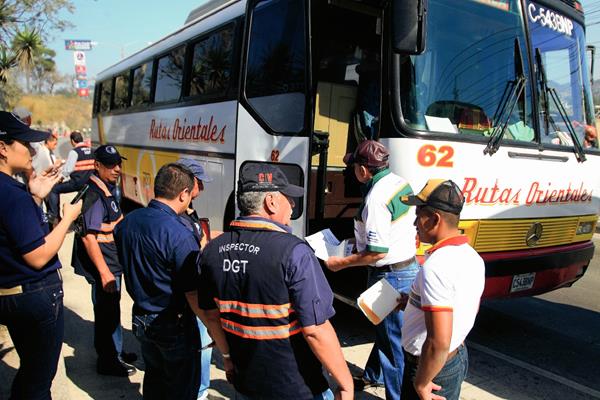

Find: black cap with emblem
94;145;127;166
238;163;304;197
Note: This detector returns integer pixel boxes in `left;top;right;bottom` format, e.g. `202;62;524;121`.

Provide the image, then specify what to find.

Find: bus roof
96;0;244;82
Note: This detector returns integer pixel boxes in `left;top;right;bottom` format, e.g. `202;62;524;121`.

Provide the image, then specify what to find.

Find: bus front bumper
481;241;594;299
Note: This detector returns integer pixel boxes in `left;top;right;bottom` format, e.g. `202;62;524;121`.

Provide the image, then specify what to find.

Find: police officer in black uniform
72;145;136;376
0;111;82;399
197;163;353;400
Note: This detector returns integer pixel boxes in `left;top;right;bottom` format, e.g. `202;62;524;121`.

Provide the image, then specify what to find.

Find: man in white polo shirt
326;140;418;400
399;179;484;400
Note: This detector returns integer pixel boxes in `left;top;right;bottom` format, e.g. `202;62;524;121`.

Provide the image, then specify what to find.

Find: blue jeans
235;388;334;400
0;271;64;400
197;317;212;398
133;311;200;400
401;345;468;400
368;262;419;400
363;343;384;384
91;275;123;363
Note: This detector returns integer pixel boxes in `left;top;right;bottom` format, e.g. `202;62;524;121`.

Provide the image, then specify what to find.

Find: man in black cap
399;179;484;400
197;163;353;400
325;140;419;400
72;144;137;376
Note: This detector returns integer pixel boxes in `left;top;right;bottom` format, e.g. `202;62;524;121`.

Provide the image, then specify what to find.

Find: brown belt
378;256;417;272
404;344;463;365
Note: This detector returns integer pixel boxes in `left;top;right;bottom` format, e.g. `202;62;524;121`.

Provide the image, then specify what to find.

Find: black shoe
353;376;384;391
353;376;366;391
120;352;138;363
97;360;136;377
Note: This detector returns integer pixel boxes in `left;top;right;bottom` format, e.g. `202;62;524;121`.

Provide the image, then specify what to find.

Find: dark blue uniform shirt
114;199;200;314
81;180;121;274
0;172;60;287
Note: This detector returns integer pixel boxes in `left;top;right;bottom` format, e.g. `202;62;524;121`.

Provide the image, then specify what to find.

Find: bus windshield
528;1;594;148
400;0;533;141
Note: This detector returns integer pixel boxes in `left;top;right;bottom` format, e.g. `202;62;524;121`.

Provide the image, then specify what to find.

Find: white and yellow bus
92;0;599;302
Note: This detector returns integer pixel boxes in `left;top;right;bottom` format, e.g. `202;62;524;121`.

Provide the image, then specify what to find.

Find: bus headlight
576;221;594;235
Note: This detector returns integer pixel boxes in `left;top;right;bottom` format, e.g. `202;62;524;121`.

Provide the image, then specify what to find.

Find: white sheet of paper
425;115;459;134
305;229;346;260
357;278;400;325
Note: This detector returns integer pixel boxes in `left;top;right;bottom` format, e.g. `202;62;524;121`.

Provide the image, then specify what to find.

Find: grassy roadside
16;95;92;132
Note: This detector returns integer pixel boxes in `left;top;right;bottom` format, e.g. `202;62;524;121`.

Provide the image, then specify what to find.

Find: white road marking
468;341;600;399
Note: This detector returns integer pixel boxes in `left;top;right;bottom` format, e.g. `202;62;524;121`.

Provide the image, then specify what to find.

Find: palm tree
12;28;43;91
0;48;17;84
0;1;17;46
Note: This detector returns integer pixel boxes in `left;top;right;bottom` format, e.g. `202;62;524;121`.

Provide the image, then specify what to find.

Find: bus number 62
417;144;454;168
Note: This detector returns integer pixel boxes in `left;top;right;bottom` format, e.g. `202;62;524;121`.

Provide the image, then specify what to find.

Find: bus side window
245;0;307;134
188;26;234;100
113;72;130;110
154;46;185;103
100;80;112;113
131;61;153;106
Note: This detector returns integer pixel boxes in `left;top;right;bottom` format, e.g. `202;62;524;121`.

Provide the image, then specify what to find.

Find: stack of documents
357;278;400;325
305;229;353;261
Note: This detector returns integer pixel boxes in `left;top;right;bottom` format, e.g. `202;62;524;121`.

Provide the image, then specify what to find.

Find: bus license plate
510;272;536;293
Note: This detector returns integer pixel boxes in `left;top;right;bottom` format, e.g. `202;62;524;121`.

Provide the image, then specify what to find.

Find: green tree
12;28;43;91
0;0;74;101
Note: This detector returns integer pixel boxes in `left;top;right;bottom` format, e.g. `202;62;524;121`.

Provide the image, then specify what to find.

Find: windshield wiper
484;39;527;156
484;76;526;156
535;48;586;162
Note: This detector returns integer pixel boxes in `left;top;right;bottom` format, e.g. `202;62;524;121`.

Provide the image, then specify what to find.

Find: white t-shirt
354;169;417;267
401;236;485;356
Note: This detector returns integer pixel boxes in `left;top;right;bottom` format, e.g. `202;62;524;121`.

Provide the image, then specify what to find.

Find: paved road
1;217;599;399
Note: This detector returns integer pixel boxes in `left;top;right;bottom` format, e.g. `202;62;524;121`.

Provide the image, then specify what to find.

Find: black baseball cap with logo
401;179;465;215
0;111;49;142
94;145;127;166
238;163;304;197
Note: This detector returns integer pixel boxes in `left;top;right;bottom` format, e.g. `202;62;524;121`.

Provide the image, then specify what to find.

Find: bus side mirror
587;45;595;85
391;0;427;55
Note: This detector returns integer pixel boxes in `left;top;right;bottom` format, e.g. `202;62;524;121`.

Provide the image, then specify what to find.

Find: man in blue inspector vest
196;163;353;400
72;145;137;377
326;140;419;400
115;163;232;400
47;131;94;223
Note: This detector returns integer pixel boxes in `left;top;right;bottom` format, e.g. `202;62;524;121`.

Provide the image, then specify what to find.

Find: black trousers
0;271;64;400
90;275;123;363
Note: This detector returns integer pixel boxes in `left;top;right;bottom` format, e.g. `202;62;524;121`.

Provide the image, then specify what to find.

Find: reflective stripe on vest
97;233;114;243
100;215;123;233
220;318;302;340
74;159;95;171
215;298;294;319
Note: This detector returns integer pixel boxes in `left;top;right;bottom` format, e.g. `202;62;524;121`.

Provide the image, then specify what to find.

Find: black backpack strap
74;189;101;237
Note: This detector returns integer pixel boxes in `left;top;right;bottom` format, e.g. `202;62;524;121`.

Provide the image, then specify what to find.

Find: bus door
237;0;313;236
